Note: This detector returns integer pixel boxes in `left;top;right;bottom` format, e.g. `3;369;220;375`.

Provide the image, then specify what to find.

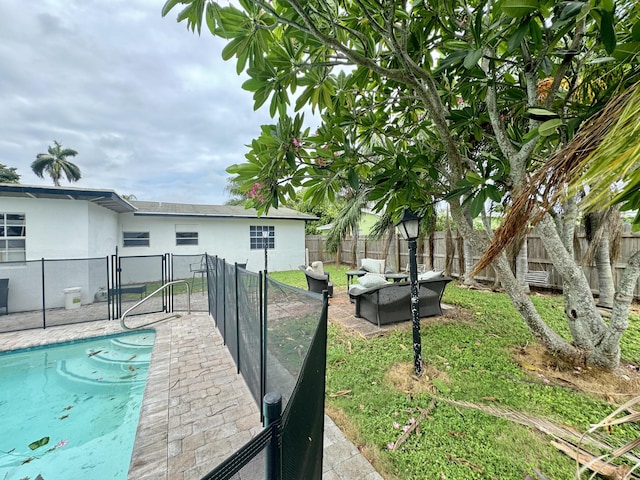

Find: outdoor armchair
299;265;334;297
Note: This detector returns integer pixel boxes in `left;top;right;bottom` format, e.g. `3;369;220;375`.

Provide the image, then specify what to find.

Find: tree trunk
516;236;530;293
535;215;607;352
457;233;465;280
428;232;435;270
381;230;393;270
449;204;580;358
594;249;640;367
463;238;478;286
350;229;359;267
587;212;615;308
445;215;455;277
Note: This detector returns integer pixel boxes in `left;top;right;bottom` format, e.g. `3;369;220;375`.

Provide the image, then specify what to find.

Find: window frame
176;230;199;246
0;213;26;263
249;225;275;250
122;231;150;247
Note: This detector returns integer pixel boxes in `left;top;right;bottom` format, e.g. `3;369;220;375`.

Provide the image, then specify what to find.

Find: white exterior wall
2;197;90;260
87;203;119;257
118;214;307;272
1;197;119;260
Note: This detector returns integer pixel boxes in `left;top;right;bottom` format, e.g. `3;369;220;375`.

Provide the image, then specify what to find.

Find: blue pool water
0;330;155;479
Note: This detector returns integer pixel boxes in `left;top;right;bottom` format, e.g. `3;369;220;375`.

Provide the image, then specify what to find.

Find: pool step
110;334;155;350
56;337;153;389
85;341;152;367
57;357;148;388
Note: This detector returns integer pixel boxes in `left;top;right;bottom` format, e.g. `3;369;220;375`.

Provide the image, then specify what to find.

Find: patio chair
299;265;334;297
0;278;8;315
190;256;207;294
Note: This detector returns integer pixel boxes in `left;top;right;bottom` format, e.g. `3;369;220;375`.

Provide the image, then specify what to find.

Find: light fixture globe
396;210;420;241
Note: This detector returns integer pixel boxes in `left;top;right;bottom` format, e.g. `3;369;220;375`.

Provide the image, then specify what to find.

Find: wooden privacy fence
305;229;640;299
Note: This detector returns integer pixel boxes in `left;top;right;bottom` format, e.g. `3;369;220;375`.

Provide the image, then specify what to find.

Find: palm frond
325;189;368;253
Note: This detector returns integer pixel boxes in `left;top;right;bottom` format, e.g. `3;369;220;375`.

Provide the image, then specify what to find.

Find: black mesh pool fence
203;258;328;480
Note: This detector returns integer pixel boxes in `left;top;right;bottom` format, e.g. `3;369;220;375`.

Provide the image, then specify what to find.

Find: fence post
41;257;46;329
263;392;282;480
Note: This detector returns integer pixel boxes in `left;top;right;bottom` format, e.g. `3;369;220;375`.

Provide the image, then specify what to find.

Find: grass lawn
270;264;640;480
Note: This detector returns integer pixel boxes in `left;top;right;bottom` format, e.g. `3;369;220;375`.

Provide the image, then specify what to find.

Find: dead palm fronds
576;395;640;480
473;82;640;275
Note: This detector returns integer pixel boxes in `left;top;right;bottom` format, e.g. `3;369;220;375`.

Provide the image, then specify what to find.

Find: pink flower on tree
246;182;265;204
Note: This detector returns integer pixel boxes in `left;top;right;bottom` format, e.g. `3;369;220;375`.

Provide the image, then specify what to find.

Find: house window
250;225;274;250
0;213;26;262
176;231;198;246
123;231;150;247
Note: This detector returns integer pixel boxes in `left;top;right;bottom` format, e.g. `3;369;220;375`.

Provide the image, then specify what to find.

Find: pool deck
0;294;384;480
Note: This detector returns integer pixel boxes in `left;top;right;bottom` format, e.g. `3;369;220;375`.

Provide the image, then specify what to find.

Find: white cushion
310;261;325;275
360;258;385;274
418;270;444;281
358;273;388;288
348;284;367;295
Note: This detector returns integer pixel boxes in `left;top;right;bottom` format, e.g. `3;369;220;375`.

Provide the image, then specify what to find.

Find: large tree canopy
165;0;640;369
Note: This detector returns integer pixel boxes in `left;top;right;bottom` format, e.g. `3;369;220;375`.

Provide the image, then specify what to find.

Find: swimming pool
0;330;155;479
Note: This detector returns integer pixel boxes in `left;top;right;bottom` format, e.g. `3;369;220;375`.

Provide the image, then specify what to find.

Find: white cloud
0;0;282;204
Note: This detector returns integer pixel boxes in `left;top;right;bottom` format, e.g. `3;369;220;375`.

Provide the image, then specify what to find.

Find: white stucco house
0;183;316;272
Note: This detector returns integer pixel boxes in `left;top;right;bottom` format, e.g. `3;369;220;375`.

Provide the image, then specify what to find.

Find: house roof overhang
129;201;318;221
0;184;136;214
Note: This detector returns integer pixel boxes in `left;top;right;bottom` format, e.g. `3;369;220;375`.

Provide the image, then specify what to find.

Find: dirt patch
513;343;640;402
384;361;451;396
440;304;476;324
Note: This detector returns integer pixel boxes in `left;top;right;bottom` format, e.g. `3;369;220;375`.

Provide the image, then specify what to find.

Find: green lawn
270;265;640;480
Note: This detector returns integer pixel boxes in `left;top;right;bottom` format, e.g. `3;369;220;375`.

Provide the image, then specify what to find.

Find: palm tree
31;141;81;186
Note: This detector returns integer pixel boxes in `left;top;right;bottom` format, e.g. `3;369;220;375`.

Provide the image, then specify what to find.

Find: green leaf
612;42;640;62
559;1;585;21
469;191;486;218
434;50;469;73
502;0;539;17
347;169;359;190
463;49;483;69
528;18;543;48
29;437;50;451
526;108;559;119
465;171;483;186
161;0;183;17
601;0;614;12
633;21;640;42
507;20;530;52
485;184;502;203
599;10;616;54
538;118;563;136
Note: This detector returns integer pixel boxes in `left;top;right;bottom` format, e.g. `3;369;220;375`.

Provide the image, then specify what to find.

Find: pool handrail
120;280;192;331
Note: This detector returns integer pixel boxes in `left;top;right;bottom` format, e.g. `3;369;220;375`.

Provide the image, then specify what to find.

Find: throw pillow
418;270;444;281
358;273;388;288
360;258;385;274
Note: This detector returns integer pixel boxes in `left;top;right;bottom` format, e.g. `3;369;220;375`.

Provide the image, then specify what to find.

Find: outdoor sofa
349;272;451;326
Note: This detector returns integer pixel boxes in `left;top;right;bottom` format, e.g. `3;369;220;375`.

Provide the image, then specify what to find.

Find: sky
0;0;291;205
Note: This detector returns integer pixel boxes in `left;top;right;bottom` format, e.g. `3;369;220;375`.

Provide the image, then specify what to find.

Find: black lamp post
262;229;270;273
396;210;422;376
